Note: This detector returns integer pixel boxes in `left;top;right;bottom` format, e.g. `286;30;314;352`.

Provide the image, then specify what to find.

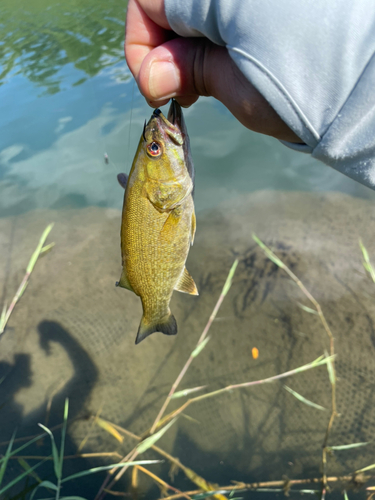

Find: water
1;1;375;498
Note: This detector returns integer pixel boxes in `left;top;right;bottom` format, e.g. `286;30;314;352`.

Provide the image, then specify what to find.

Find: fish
117;100;198;344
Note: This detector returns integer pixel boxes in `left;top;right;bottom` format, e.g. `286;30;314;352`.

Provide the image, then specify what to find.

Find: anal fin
175;267;199;295
116;268;134;292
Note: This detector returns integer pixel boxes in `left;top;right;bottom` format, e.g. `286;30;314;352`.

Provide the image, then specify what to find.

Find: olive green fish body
118;102;198;344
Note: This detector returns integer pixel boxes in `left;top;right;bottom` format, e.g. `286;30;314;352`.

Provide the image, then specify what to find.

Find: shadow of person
35;320;99;429
0;320;101;497
0;354;33;430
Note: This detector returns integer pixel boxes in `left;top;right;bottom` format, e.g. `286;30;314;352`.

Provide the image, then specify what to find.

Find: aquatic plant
0;400;160;499
0;224;55;336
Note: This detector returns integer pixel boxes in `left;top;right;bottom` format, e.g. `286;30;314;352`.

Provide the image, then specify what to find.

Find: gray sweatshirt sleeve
165;0;375;189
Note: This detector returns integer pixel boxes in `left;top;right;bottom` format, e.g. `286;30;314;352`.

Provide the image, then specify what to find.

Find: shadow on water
0;320;102;497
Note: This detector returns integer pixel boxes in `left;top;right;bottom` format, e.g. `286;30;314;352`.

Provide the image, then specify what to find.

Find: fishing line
72;2;115;175
71;0;129;175
104;77;135;172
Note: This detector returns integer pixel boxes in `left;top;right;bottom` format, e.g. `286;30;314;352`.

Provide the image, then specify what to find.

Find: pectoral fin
116;268;134;293
117;173;128;190
190;211;196;245
175;267;199;295
160;207;182;244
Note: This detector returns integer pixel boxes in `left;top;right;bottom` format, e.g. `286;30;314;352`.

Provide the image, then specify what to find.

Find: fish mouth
167;99;182;128
148;100;184;146
152;100;181;126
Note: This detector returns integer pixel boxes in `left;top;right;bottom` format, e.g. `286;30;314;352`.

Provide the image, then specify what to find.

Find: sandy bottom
1;190;375;495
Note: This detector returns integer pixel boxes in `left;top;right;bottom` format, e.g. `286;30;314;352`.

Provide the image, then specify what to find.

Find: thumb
137;37;221;108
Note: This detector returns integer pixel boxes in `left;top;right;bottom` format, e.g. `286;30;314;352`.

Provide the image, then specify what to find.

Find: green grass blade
359;239;375;282
137;418;177;454
95;417;124;443
222;260;239;296
291;355;334;375
359;239;370;261
328;442;368;451
343;490;349;500
58;399;69;478
356;463;375;473
0;302;7;332
61;460;160;483
297;302;318;315
59;497;88;500
283;385;326;411
30;480;58;500
325;351;336;385
0;430;16;486
191;490;228;499
18;458;43;484
252;234;285;268
171;386;206;399
41;242;56;254
191;337;210;358
26;223;54;274
310;355;329;367
0;432;47;466
38;424;60;479
18;281;29;299
0;459;47;495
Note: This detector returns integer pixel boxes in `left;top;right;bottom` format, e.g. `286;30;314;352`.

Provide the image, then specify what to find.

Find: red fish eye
147;141;161;156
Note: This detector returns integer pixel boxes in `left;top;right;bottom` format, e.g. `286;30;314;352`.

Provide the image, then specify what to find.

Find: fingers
125;0;198;108
134;0;170;30
137;37;214;108
125;0;171;79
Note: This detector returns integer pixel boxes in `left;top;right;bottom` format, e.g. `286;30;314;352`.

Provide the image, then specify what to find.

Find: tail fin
135;313;177;345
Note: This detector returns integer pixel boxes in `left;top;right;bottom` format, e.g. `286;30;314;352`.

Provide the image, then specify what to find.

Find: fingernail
149;61;180;99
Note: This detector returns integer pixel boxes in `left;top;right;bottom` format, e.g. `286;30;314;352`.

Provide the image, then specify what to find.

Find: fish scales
123;185;192;317
117;101;198;344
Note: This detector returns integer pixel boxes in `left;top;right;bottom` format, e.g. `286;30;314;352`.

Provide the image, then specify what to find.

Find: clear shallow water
1;0;375;217
1;1;375;499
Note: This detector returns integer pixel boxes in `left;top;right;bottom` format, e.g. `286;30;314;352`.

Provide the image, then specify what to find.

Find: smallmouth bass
117;100;198;344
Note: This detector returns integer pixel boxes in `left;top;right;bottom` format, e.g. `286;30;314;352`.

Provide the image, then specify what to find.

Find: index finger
125;0;172;80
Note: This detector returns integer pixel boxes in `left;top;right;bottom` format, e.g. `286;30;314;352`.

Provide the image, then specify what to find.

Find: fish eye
147;141;162;157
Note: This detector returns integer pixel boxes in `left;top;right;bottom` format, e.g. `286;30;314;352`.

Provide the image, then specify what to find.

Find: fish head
137;101;195;210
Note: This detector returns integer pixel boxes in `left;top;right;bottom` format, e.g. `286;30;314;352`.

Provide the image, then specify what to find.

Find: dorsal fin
175;267;198;295
117;173;128;190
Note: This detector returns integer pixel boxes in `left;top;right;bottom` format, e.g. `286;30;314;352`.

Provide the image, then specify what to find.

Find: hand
125;0;301;143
